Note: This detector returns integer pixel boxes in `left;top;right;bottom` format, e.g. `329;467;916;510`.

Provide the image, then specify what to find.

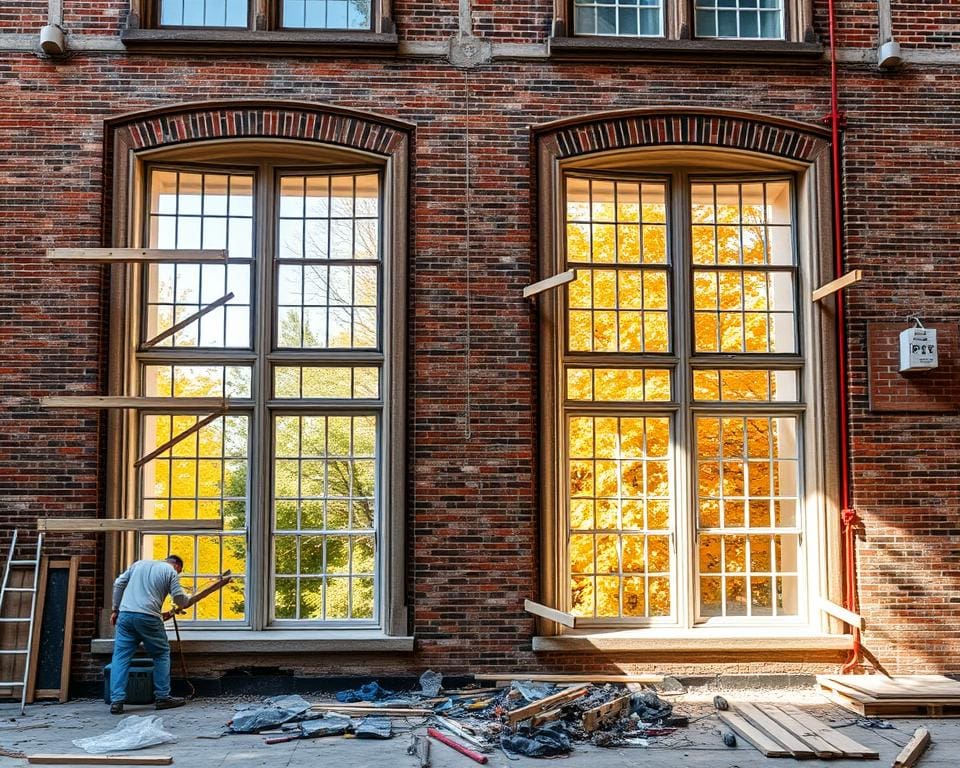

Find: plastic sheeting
73;715;176;754
229;694;315;733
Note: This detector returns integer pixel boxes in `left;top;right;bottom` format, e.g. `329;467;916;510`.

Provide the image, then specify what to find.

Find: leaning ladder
0;530;43;714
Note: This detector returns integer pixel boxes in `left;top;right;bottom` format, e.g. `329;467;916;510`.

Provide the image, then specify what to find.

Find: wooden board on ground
27;556;78;703
717;711;792;757
0;566;33;700
475;673;662;684
733;702;817;758
893;727;931;768
506;684;589;725
820;674;960;700
582;693;633;733
778;705;878;759
27;755;173;765
757;704;842;759
818;675;960;718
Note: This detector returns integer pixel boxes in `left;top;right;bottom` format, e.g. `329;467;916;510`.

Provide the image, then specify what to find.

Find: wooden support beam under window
811;270;863;302
36;518;223;533
524;599;577;628
46;248;228;263
818;598;866;630
134;411;226;468
142;292;235;348
523;269;576;299
40;396;230;410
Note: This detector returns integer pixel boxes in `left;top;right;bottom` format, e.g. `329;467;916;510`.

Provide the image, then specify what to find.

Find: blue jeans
109;612;171;703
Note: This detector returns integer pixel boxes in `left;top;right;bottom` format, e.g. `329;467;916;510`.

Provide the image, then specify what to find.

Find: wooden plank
47;247;227;263
176;572;232;613
717;711;791;758
811;269;863;302
818;597;866;630
142;293;234;348
822;674;960;700
733;702;816;758
531;707;564;726
506;684;590;725
759;705;842;759
309;705;435;716
523;599;576;628
37;519;223;533
522;269;576;299
40;396;229;410
582;693;632;733
27;755;173;765
0;566;32;699
26;556;77;704
475;673;663;684
134;412;225;468
892;728;931;768
778;704;879;759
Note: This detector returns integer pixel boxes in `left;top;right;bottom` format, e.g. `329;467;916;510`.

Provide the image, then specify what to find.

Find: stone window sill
549;36;823;61
92;629;414;655
121;28;399;56
533;629;852;653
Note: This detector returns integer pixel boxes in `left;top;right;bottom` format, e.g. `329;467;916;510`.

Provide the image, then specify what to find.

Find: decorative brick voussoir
115;102;410;156
542;109;827;162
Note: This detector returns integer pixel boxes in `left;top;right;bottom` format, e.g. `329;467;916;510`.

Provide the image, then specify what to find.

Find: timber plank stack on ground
718;701;879;759
817;675;960;718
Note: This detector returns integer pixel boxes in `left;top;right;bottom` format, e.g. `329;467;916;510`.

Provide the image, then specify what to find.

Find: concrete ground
0;685;956;767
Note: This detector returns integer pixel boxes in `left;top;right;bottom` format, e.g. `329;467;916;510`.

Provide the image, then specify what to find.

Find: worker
108;555;191;714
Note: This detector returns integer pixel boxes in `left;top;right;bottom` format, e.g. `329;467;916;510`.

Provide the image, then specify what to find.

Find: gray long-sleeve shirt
112;560;191;618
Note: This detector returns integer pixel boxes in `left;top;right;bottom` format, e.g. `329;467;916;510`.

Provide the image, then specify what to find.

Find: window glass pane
692;369;798;402
159;0;247;27
273;366;381;399
140;414;249;622
695;0;783;39
568;415;674;620
282;0;372;28
272;415;378;621
574;0;663;36
566;368;672;402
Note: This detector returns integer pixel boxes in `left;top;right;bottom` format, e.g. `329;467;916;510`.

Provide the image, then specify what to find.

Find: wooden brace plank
818;597;866;630
27;756;173;765
175;571;232;613
47;248;227;263
893;727;931;768
37;519;223;532
732;702;816;758
717;711;791;758
142;292;235;348
778;705;878;759
135;412;225;468
523;269;576;299
523;599;576;628
507;684;589;725
759;705;842;759
811;269;863;302
40;396;229;410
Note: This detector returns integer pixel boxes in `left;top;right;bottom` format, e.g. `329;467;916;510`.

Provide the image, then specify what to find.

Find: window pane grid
146;170;254;349
695;414;800;620
574;0;664;37
273;414;377;622
691;369;798;402
282;0;372;29
140;413;249;622
159;0;248;27
274;365;380;399
694;0;783;40
143;364;252;399
568;414;673;620
567;367;672;403
277;173;380;350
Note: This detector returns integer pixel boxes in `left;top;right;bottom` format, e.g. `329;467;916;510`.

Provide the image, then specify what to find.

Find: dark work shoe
110;702;124;715
155;696;186;710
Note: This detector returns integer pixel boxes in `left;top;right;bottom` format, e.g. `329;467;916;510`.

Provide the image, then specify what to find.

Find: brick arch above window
534;108;830;164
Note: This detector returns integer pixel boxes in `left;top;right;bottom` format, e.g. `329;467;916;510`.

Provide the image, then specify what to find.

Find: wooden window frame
536;144;843;645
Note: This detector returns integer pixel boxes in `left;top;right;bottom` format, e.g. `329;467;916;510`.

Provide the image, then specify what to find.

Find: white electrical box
899;326;938;372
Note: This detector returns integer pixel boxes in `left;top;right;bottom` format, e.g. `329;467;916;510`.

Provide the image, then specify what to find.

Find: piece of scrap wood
309;705;435;716
507;684;589;725
818;597;867;630
811;269;863;302
778;705;879;759
522;269;576;299
717;711;791;758
893;727;931;768
27;756;172;765
733;702;816;758
582;692;633;733
523;599;576;628
47;248;226;263
759;705;842;759
476;673;662;684
37;518;223;533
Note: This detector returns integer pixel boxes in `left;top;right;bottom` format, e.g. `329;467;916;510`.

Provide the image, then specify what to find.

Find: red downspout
825;0;862;673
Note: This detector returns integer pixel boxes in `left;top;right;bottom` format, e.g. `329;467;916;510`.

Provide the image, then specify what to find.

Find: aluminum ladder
0;530;43;714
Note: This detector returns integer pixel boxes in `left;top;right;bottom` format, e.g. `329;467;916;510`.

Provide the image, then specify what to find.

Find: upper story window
573;0;665;38
155;0;373;30
694;0;783;40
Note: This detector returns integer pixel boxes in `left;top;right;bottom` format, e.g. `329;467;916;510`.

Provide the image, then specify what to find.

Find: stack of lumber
718;702;879;759
817;674;960;718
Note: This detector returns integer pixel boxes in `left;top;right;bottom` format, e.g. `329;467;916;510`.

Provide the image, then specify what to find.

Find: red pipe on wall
825;0;862;673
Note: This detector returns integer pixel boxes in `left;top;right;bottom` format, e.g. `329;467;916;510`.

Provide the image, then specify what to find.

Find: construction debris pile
224;673;687;759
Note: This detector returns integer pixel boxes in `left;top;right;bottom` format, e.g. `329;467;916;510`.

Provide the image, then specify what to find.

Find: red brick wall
1;3;960;684
0;2;46;32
